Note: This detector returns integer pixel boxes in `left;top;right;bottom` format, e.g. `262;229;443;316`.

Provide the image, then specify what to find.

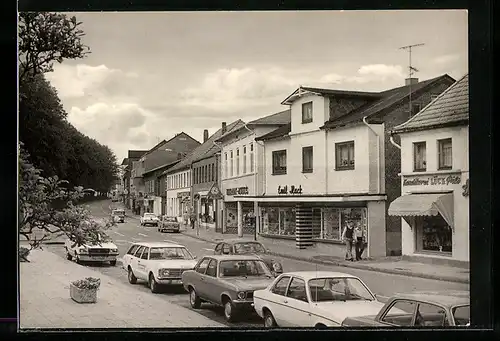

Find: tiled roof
127;150;148;159
164;120;244;175
255;123;292;141
248;109;291;125
392;74;468;133
321;74;455;129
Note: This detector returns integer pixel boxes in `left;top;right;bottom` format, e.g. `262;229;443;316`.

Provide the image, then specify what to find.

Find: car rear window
452;305;470;326
164;217;178;222
234;242;266;254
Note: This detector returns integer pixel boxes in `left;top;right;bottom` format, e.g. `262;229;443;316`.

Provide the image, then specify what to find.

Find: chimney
221;122;227;135
203;129;209;143
405;77;419;86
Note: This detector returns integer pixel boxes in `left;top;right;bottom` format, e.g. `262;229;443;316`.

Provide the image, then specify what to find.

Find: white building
215;110;291;236
166;169;192;222
389;74;469;264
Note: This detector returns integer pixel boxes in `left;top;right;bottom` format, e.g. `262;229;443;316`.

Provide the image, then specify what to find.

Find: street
47;200;469;327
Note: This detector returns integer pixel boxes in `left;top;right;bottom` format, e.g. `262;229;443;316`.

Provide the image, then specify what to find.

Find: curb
180;231;469;285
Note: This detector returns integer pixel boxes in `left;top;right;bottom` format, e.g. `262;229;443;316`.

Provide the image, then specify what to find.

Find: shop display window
261;207;295;236
417;216;452;253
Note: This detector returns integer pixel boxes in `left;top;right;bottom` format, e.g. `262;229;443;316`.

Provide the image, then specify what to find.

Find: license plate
92;256;106;261
168;280;181;285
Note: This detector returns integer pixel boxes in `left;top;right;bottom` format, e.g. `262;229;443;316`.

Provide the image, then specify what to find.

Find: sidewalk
19;249;224;329
180;228;469;285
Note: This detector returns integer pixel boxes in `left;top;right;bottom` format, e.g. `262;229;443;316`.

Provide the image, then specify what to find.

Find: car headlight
159;269;170;277
111;248;118;253
79;247;88;254
272;262;282;271
237;291;246;300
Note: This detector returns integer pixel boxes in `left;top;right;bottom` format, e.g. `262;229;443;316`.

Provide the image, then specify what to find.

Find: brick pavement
180;227;469;284
19;249;224;329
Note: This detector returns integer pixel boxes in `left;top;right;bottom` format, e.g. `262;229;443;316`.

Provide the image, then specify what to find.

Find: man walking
341;222;355;261
354;224;367;261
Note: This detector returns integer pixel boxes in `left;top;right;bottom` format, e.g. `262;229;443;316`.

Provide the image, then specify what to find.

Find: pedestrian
341;221;355;261
354;224;366;261
190;212;196;229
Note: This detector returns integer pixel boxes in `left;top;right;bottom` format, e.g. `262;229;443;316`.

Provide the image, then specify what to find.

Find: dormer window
302;102;313;124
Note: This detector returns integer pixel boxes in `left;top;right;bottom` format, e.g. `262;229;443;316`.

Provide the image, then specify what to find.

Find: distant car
140;213;160;226
122;242;198;293
182;255;276;322
214;239;283;276
253;271;386;328
159;216;181;233
65;233;119;266
112;209;125;223
341;291;470;327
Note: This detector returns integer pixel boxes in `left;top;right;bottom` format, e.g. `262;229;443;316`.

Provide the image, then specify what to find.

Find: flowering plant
71;277;101;290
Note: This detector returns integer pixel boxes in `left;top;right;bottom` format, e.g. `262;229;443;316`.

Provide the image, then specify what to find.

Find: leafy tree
18;12;91;83
19;143;114;255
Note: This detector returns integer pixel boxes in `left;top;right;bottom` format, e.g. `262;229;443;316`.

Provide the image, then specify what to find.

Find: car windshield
308;277;375;302
233;242;266;254
149;247;193;260
164;217;178;222
144;213;156;218
113;210;125;215
452;305;470;326
219;260;272;278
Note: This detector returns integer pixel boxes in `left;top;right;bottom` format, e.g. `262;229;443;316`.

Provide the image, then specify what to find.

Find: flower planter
70;282;98;303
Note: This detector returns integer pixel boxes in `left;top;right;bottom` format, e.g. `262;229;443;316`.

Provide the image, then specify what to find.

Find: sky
45;10;468;162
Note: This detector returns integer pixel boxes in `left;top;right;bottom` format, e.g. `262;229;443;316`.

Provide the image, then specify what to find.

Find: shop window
302;146;313;173
243;145;247;174
413;142;427;171
302;101;313;124
322;208;341;240
335;141;355;170
272;150;287;175
261;207;295;236
416;215;452;253
438;138;452;170
250;143;254;173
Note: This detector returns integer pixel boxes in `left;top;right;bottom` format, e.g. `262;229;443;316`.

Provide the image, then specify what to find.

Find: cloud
433;54;460;65
357;64;405;79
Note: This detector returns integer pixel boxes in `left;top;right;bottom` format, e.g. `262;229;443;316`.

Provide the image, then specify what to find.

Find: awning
388;193;454;230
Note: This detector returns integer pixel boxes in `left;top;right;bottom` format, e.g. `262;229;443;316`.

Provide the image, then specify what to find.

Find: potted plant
70;277;101;303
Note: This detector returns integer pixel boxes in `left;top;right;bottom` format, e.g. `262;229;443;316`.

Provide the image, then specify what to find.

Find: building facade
165;168;192;222
389;74;469;264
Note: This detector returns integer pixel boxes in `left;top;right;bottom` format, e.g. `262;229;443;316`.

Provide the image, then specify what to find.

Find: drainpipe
389;135;401;150
362;117;381;194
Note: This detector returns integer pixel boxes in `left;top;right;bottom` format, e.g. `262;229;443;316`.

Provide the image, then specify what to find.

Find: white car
140;213;160;226
253;271;387;328
121;241;198;293
65;235;119;266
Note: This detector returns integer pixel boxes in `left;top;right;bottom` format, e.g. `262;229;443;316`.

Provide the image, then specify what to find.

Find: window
452;305;470;326
224;153;228;179
205;165;208;182
415;303;448;327
208;164;211;182
206;259;218;277
430;94;439;101
198;167;201;184
411;103;422;116
140;247;149;260
250;143;254;173
413;142;427;171
230;151;234;177
236;148;240;176
271;276;291;296
335;141;355;170
438;138;452;169
134;246;145;258
212;163;215;181
195;258;210;274
381;300;417;326
214;243;223;254
127;245;139;255
302;146;313;173
243;145;247;174
261;207;296;236
417;215;452;253
302;101;313;123
272;150;287;175
287;278;308;302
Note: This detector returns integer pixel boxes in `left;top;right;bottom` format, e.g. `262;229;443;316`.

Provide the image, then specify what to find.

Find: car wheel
128;267;137;284
74;251;82;264
223;299;238;323
65;248;73;261
149;273;160;293
189;288;201;309
264;310;278;328
110;260;117;266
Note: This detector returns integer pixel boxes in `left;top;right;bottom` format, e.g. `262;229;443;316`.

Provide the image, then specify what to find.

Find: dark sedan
214;239;283;276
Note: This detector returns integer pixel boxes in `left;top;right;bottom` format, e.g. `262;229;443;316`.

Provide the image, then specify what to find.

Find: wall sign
278;185;303;195
402;174;461;187
226;186;249;196
177;191;190;198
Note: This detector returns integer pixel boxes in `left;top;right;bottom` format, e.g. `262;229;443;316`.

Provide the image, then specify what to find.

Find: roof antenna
399;43;425;118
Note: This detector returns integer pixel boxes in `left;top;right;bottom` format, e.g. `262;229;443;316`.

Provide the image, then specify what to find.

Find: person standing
341;222;355;261
354;224;366;261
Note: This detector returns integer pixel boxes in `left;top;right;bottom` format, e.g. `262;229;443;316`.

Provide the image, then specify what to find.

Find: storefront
221;174;258;236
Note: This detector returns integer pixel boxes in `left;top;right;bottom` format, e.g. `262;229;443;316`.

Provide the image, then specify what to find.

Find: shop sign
402;174;461;187
278;185;303;195
226;186;249;196
177;191;190;198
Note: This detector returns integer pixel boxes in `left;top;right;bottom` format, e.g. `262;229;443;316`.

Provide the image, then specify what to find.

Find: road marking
203;248;214;251
113;231;125;236
138;233;148;237
163;239;177;243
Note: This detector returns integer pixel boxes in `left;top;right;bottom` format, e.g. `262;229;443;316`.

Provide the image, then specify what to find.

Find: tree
18;12;91;83
19;143;114;254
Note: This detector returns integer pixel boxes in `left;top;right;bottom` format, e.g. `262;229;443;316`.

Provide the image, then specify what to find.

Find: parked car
214;239;283;276
65;233;119;266
111;209;125;223
158;216;181;233
341;291;470;327
140;213;160;227
122;241;198;293
182;255;275;322
253;271;386;328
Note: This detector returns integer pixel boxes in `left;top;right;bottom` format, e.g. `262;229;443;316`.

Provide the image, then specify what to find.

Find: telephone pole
399;43;425;118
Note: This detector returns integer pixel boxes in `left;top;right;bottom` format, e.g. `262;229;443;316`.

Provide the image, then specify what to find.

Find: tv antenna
399;43;425;118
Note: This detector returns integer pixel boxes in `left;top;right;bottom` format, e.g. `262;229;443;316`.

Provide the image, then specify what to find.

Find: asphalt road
47;199;469;327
